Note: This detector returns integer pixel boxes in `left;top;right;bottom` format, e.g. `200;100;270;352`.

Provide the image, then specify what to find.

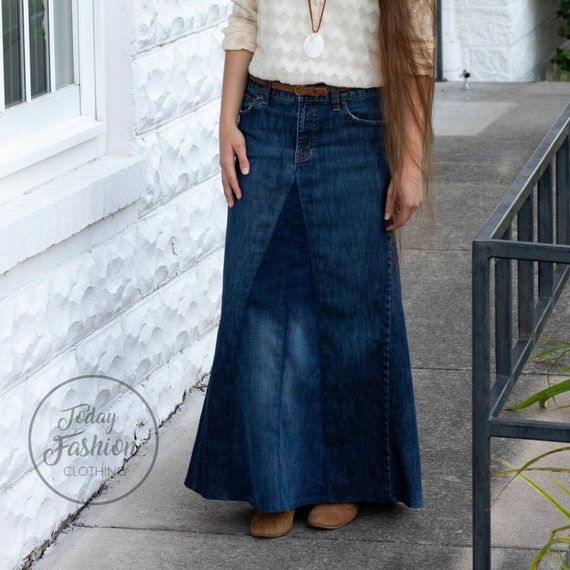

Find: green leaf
494;466;570;477
549;475;570;499
506;379;570;410
513;468;570;520
532;345;569;361
529;525;570;570
492;449;570;507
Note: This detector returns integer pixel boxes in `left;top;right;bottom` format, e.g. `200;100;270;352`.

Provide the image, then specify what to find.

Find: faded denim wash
184;78;423;512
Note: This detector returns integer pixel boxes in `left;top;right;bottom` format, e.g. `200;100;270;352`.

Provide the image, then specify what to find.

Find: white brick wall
443;0;561;81
0;2;231;568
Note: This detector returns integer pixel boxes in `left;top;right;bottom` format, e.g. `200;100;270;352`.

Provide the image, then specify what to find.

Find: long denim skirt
184;77;423;512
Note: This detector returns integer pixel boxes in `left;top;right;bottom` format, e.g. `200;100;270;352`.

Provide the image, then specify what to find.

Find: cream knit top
221;0;435;88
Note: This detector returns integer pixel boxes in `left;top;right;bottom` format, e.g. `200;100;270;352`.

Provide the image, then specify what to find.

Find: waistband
248;73;354;97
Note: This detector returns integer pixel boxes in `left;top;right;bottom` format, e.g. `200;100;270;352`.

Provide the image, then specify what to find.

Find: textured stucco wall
0;2;231;569
443;0;561;81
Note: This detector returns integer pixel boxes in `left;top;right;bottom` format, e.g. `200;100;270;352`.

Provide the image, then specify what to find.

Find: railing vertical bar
473;243;492;570
557;137;570;246
538;164;554;298
517;194;534;338
495;228;512;378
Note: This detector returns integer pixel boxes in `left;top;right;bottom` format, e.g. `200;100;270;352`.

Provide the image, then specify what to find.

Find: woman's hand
220;121;250;208
384;163;423;231
218;49;254;208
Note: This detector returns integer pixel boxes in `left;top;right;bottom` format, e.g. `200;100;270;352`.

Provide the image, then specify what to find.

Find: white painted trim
77;0;96;117
0;134;104;203
0;155;147;275
0;6;5;112
0;115;105;181
0;85;80;145
72;0;80;85
93;0;105;121
47;0;56;93
22;0;32;103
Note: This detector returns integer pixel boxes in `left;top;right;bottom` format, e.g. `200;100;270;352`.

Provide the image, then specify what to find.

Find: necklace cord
308;0;327;33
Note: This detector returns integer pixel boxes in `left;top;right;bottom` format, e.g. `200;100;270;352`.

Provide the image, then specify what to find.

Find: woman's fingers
384;181;395;222
234;137;250;176
219;127;249;208
384;177;422;231
221;153;241;207
385;201;419;231
221;167;237;208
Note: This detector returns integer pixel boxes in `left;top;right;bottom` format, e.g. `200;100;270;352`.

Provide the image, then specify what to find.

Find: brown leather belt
248;73;353;97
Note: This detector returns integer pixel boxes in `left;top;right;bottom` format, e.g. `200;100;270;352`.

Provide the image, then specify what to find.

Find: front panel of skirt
185;80;423;509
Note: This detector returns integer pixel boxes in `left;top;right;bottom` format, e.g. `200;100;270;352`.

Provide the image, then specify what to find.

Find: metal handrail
472;103;570;570
477;107;570;242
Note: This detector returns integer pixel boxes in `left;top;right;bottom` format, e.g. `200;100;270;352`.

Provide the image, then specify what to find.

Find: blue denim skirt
184;77;423;511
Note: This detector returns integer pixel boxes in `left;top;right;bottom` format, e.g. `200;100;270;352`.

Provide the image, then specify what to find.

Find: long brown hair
378;0;437;215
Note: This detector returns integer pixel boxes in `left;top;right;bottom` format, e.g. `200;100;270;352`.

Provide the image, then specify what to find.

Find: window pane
2;0;24;107
54;0;73;88
29;0;49;98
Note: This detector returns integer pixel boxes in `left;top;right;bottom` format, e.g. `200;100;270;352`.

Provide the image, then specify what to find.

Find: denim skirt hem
187;489;424;514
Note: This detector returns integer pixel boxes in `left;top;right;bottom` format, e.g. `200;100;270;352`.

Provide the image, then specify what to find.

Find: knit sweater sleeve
410;0;436;75
221;0;258;53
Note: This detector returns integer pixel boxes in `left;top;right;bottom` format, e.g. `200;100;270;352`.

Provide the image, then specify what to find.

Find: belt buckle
294;84;305;96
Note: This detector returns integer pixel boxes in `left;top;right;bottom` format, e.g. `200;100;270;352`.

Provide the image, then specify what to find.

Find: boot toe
307;503;359;529
250;509;296;538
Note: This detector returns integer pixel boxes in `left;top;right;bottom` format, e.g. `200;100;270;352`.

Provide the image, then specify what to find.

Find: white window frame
0;0;105;200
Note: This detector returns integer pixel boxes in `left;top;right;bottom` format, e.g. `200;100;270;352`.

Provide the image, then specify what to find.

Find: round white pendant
304;33;324;58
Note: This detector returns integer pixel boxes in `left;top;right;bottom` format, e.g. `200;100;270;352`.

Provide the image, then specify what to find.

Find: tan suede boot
250;509;296;538
307;503;359;529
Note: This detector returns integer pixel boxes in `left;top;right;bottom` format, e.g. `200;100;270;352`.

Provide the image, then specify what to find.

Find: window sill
0;116;106;202
0;155;147;275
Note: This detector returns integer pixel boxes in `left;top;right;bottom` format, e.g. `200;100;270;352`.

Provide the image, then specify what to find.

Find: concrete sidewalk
33;82;570;570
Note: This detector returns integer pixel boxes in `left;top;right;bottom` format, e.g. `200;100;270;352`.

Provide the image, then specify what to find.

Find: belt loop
262;79;271;105
331;86;340;111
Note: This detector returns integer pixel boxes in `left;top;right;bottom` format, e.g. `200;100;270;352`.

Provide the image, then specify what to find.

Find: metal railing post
472;243;492;570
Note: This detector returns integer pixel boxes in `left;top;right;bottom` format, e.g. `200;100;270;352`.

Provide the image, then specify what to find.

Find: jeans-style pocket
239;89;262;116
341;95;383;125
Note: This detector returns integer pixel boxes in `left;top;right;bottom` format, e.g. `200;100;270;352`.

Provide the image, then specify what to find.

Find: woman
185;0;436;538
